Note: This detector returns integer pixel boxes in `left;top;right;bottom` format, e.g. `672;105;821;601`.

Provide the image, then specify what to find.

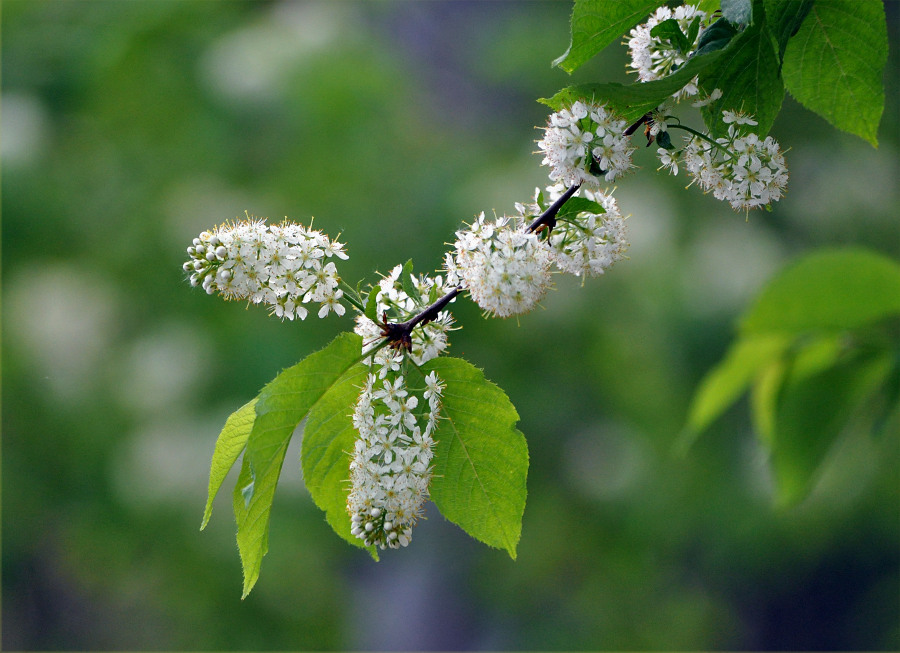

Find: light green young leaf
541;49;724;123
553;0;666;73
740;248;900;336
698;1;784;136
418;357;528;559
301;362;373;555
766;348;893;508
232;332;366;598
678;334;789;453
201;397;258;530
782;0;887;147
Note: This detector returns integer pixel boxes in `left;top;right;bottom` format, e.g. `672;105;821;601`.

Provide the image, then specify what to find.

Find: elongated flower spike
183;216;349;320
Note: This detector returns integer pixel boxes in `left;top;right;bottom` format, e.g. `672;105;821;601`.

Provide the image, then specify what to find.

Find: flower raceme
537;100;635;188
446;212;553;318
183;217;348;320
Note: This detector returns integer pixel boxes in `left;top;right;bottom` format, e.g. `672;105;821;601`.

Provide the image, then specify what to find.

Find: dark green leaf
721;0;753;26
693;17;739;58
656;130;673;150
764;0;813;62
553;0;666;73
541;49;725;123
201;398;258;530
686;15;703;48
740;248;900;336
232;332;366;598
301;362;373;554
419;357;528;559
766;347;893;507
650;18;691;54
782;0;887;147
698;6;784;136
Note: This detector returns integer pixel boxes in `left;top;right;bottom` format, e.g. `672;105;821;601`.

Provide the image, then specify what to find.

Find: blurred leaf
401;259;422;304
782;0;887;147
201;398;258;530
420;357;528;559
740;248;900;336
680;334;789;451
699;2;784;136
751;355;787;446
721;0;752;26
766;347;893;507
553;0;666;73
232;332;365;598
541;49;724;122
763;0;813;62
301;362;373;554
697;0;722;15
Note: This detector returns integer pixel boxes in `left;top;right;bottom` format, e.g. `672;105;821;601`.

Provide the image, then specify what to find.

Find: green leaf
782;0;887;147
541;49;725;123
650;18;691;54
740;248;900;336
401;259;422;305
693;18;739;58
556;197;606;222
232;332;366;598
553;0;666;73
364;284;380;323
679;334;789;452
763;0;813;62
420;357;528;559
697;0;722;15
301;362;374;554
721;0;752;26
698;3;784;136
766;347;893;507
201;398;258;530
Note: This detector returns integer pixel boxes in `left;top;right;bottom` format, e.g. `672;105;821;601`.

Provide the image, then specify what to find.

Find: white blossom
626;4;708;99
183;216;348;320
537;101;635;188
448;212;553;318
546;189;629;278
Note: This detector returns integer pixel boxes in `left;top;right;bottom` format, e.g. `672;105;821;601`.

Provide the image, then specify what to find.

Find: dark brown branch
380;286;462;351
526;183;580;235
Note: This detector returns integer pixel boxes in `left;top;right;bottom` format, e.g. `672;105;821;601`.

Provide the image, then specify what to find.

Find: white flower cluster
627;4;707;98
681;110;789;211
353;264;456;366
546;189;629;279
446;212;553;318
183;218;348;320
347;362;444;550
537;100;635;188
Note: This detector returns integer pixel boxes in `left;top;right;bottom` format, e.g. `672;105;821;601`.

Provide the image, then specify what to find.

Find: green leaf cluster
548;0;887;144
682;249;900;507
201;332;528;596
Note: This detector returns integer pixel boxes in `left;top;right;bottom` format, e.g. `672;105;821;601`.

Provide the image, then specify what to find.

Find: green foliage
553;0;666;73
550;0;888;145
782;0;887;147
541;49;725;122
685;248;900;506
207;333;367;597
420;357;528;559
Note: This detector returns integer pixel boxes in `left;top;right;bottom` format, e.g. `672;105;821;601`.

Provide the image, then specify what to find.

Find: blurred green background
3;1;898;649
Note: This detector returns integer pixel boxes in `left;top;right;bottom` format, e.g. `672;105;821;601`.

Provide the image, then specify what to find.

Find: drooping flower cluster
445;212;553;318
347;355;446;549
547;188;629;279
680;110;789;211
353;265;456;366
183;217;348;320
627;4;707;99
537;100;635;188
